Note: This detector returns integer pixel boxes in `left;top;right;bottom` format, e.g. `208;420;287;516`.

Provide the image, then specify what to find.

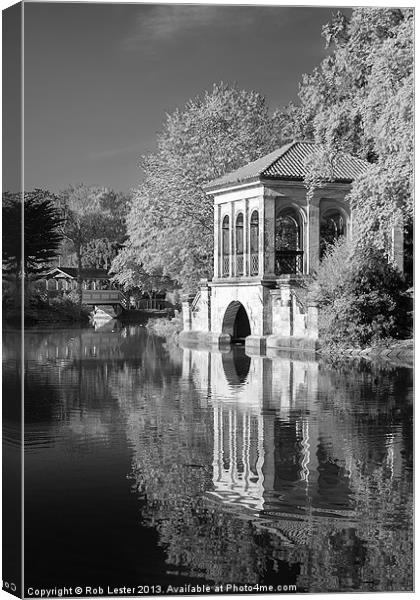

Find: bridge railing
82;289;128;309
136;298;173;310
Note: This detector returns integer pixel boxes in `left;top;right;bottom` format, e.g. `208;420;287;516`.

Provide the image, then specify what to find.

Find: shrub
63;289;81;305
311;238;410;347
146;311;183;346
48;294;90;321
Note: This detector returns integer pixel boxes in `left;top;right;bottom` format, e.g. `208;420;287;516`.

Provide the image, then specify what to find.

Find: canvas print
2;2;414;598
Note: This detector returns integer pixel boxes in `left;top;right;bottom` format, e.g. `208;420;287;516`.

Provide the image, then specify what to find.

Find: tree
57;184;129;298
110;248;174;299
81;239;122;270
3;189;63;295
116;82;286;292
283;9;413;264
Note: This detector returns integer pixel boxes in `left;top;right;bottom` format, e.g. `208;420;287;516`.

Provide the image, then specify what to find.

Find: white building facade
181;141;401;350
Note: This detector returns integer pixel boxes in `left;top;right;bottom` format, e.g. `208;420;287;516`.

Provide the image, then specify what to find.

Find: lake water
3;324;413;594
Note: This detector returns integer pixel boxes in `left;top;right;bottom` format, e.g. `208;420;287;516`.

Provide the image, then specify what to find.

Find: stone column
214;204;220;279
306;194;320;275
263;193;276;277
270;286;292;337
199;279;211;332
229;202;234;277
245;198;249;276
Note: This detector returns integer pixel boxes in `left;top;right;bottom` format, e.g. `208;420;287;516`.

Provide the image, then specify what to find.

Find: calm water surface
3;324;413;593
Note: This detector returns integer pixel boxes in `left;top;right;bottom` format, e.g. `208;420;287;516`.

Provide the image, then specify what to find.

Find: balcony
275;250;304;276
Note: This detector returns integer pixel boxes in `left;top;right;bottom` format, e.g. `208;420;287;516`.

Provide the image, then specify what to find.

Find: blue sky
21;3;352;193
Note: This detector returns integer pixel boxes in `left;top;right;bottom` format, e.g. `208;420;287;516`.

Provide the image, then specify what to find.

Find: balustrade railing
82;289;128;309
250;253;259;276
191;291;201;312
275;250;304;275
236;254;244;276
222;255;230;277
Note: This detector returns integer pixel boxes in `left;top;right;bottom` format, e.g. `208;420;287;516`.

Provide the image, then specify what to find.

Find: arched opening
235;213;244;276
222;301;251;343
222;215;230;277
275;207;303;275
320;210;346;258
250;210;259;276
222;346;251;386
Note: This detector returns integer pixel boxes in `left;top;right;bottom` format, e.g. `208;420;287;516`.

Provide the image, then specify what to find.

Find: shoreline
316;338;413;368
4;315;413;368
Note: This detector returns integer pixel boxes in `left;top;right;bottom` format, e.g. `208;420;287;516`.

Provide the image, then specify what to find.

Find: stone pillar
391;224;404;273
306;195;320;274
229;202;234;278
263;194;276;277
182;297;192;332
199;279;211;332
214;204;220;279
245;198;249;276
270;286;292;337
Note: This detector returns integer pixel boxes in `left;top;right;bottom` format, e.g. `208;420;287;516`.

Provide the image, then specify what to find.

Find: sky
19;2;353;193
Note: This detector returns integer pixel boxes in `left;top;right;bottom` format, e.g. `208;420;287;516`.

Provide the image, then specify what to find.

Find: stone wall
268;278;318;348
182;277;319;350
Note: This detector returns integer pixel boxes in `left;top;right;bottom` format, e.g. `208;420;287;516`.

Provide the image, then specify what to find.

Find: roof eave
206;174;355;194
262;175;355;185
204;176;262;195
45;267;75;278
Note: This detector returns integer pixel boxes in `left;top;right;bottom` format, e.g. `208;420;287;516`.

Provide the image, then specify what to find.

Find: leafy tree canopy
57;184;130;285
58;184;129;250
116;82;286;292
81;238;122;270
283;8;413;252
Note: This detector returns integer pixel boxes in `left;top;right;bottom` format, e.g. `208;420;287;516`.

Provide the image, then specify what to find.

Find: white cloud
121;5;278;53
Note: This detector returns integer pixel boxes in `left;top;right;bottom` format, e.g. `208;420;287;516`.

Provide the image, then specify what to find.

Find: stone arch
275;205;305;275
222;301;251;342
320;207;349;258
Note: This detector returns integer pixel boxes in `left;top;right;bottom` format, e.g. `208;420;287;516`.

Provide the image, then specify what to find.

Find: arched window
320;210;346;257
250;210;259;276
222;215;230;277
275;208;303;274
235;213;244;276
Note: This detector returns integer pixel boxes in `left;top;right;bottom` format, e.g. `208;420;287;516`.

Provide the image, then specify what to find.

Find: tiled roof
47;267;110;279
205;141;369;190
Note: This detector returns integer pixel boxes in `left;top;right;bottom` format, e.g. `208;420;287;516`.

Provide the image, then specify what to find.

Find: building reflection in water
182;344;405;527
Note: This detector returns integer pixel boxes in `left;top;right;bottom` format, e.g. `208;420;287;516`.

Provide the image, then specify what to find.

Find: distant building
181;141;403;349
44;267;112;292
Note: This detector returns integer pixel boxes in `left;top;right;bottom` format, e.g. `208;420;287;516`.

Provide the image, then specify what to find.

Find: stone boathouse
180;141;401;350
